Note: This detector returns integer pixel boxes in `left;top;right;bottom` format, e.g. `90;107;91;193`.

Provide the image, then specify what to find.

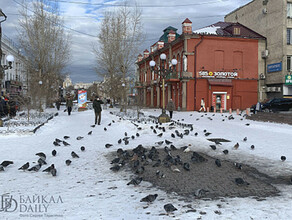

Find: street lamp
150;53;177;123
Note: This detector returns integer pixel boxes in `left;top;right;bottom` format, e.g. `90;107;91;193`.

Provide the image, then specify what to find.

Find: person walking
199;98;206;112
93;96;103;125
55;98;61;111
166;98;175;119
66;95;73;115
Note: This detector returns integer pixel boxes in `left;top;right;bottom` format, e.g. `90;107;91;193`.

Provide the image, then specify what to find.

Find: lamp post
38;80;43;112
149;53;177;123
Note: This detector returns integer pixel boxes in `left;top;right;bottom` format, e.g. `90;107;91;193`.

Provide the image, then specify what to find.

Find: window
288;29;292;44
233;27;240;35
287;55;292;71
288;3;292;18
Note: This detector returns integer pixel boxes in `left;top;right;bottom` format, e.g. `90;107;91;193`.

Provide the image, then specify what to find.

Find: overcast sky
1;0;251;83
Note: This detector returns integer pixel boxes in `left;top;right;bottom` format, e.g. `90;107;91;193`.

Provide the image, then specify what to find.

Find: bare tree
17;0;70;110
93;1;144;111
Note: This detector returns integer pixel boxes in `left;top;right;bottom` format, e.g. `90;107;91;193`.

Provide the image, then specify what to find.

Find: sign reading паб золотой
198;71;238;78
285;75;292;85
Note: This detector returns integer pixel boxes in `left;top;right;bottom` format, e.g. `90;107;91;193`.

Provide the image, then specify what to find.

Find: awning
208;79;233;86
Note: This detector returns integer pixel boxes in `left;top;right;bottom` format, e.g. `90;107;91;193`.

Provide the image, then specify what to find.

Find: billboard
78;90;87;108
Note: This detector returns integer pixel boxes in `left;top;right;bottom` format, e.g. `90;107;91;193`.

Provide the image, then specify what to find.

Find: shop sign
285;75;292;85
198;71;238;78
267;62;282;73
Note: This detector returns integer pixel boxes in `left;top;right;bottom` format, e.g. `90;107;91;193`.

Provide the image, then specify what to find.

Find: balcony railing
165;72;179;80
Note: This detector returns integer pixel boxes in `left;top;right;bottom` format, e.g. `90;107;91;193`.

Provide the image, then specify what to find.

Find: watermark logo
0;193;18;212
0;193;64;218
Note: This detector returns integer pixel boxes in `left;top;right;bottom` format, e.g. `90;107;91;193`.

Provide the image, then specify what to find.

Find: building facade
1;35;27;97
136;19;266;111
225;0;292;99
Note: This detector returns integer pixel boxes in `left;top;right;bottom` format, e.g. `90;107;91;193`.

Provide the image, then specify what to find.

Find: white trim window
288;3;292;18
288;29;292;44
287;55;292;71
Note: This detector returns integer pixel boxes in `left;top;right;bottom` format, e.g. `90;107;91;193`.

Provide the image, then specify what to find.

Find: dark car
261;98;292;112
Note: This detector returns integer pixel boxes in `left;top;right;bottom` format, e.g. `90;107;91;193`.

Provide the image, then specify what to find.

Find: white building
1;34;27;97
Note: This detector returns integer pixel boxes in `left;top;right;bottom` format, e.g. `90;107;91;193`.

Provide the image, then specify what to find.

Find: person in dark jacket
93;96;103;125
66;95;73;115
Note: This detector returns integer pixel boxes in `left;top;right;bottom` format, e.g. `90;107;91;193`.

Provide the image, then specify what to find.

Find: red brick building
136;19;266;111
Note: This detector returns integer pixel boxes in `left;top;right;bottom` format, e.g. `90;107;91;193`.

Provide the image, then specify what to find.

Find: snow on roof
193;25;220;35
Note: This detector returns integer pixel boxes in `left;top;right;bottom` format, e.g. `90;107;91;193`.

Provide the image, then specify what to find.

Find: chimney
143;49;149;58
182;18;192;34
137;54;143;62
167;30;176;43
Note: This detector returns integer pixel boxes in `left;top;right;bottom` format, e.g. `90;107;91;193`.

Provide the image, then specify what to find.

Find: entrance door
212;92;227;110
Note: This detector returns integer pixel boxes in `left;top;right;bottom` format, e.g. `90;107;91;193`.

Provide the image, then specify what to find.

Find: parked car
260;98;292;112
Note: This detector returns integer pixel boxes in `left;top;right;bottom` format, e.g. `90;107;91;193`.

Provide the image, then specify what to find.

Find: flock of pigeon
107;112;291;214
0;132;90;176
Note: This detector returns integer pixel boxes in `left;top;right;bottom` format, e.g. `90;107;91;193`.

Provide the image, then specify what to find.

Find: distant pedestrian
166;99;175;119
93;96;103;125
55;98;61;111
199;98;206;112
255;101;261;113
66;95;73;115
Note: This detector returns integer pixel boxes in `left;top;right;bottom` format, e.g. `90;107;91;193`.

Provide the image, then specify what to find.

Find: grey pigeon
194;189;209;198
63;141;70;146
28;164;42;172
223;150;229;155
127;177;143;186
53;141;61;146
110;165;121;172
0;161;13;167
35;152;46;160
235;177;249;186
210;145;216;150
43;164;55;173
183;162;190;171
38;158;47;165
65;160;71;166
215;159;221;167
165;140;172;145
105;144;113;148
71;151;79;158
164;203;177;213
281;156;286;161
140;194;158;203
50;168;57;177
18;162;29;170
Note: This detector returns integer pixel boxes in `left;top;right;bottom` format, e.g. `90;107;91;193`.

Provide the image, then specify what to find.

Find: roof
193;21;265;39
182;18;192;24
159;26;180;43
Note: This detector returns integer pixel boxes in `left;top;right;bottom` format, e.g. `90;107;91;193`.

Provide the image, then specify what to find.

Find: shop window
288;3;292;18
287;29;292;44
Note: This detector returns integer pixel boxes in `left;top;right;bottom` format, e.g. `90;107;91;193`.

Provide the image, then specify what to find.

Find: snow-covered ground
0;106;292;220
